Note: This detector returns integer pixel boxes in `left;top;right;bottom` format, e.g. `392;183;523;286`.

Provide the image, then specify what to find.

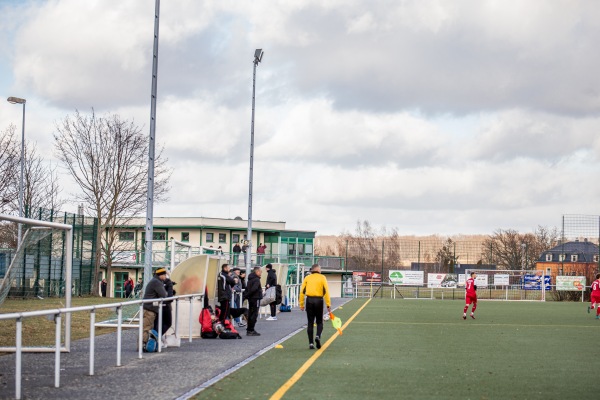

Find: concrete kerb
0;298;352;400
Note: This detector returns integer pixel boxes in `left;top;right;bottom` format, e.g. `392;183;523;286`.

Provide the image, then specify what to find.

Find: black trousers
269;302;277;317
218;300;230;323
153;304;172;334
305;297;324;343
247;299;260;332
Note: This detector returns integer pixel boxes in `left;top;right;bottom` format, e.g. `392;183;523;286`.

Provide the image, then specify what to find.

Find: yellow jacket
299;272;331;308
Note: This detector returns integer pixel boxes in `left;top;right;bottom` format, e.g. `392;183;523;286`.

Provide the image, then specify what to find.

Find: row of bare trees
0;124;65;247
328;220;560;274
2;109;171;295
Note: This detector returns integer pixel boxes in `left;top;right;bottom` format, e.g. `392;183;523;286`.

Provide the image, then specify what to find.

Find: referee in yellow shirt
299;264;331;349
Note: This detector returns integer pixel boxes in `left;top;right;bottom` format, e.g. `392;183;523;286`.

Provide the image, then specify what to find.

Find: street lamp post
246;49;264;277
7;96;26;247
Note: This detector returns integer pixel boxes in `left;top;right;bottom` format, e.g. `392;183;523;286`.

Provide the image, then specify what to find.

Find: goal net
0;213;74;351
464;269;548;301
0;215;74;305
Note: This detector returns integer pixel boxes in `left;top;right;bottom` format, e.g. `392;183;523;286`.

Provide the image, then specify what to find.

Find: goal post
464;269;548;301
0;213;74;351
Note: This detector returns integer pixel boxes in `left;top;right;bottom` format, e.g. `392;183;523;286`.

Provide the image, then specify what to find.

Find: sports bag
199;306;218;339
144;329;159;352
218;311;242;339
260;286;276;306
279;296;291;312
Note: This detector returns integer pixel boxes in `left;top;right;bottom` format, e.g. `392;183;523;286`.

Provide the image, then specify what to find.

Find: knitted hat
155;268;167;276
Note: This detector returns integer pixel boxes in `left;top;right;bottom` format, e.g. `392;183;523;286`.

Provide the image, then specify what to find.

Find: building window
571;254;578;262
545;254;552;262
288;243;296;256
153;232;166;241
119;232;134;241
233;234;240;243
206;233;214;243
219;233;226;243
181;232;189;242
558;254;566;262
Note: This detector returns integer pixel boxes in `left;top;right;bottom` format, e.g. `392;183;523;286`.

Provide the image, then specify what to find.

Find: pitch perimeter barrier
349;282;590;302
0;292;203;400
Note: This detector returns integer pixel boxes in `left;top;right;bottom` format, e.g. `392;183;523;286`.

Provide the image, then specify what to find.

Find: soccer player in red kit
463;272;477;320
588;273;600;319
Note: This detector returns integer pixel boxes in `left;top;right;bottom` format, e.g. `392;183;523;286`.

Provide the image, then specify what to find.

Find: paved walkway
0;298;351;400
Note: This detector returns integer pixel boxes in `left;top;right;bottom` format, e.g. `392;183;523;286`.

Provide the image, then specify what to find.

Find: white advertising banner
494;274;510;286
389;270;424;285
475;275;488;288
427;273;458;288
556;276;586;291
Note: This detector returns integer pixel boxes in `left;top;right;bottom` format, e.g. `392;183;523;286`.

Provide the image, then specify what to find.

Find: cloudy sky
1;0;599;236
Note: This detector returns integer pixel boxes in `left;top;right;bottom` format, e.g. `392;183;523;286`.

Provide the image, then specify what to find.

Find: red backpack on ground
214;308;242;339
199;306;218;339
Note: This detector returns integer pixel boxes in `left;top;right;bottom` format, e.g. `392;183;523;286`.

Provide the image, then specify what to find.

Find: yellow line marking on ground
352;321;600;328
269;299;372;400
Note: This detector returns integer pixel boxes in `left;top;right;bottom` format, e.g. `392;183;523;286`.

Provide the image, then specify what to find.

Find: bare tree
54;110;171;295
435;238;455;272
22;142;66;217
481;227;559;271
0;125;18;215
1;125;65;247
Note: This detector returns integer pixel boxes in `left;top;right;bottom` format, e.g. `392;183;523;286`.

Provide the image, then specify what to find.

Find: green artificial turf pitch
198;299;600;400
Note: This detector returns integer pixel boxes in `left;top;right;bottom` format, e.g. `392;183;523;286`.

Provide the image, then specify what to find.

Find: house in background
537;239;600;284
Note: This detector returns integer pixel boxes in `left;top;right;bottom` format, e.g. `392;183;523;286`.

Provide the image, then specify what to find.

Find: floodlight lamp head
7;96;26;105
254;49;264;64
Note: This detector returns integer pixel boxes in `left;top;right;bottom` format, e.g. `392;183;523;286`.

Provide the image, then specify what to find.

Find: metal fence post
117;306;122;366
174;298;179;337
16;317;22;399
188;297;193;342
157;300;163;352
89;310;95;376
138;304;144;358
55;313;61;388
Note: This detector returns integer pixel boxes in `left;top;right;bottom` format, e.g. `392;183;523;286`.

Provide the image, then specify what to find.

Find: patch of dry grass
0;296;124;350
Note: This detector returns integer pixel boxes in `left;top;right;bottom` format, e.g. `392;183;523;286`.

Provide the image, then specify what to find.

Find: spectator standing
154;275;176;335
265;264;278;321
232;268;247;327
142;268;168;349
232;243;241;266
124;276;134;298
242;242;249;266
217;264;237;323
244;266;263;336
256;243;266;265
134;278;143;297
101;279;107;297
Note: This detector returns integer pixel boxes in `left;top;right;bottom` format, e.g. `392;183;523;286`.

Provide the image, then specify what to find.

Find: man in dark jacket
244;266;263;336
265;264;278;320
217;264;237;323
232;243;241;266
142;268;168;347
154;276;176;335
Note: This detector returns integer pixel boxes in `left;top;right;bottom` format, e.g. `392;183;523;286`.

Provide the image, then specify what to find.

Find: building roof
538;240;600;262
115;216;315;234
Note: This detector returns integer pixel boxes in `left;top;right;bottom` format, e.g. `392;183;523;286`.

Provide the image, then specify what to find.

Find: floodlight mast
144;0;160;289
246;49;264;278
6;96;26;247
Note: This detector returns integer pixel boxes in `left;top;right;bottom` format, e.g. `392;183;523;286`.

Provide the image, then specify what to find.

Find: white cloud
2;0;599;237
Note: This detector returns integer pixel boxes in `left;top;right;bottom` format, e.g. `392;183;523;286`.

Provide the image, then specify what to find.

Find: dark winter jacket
143;276;168;313
266;269;277;288
233;244;241;254
163;278;176;304
244;272;263;302
217;271;236;303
